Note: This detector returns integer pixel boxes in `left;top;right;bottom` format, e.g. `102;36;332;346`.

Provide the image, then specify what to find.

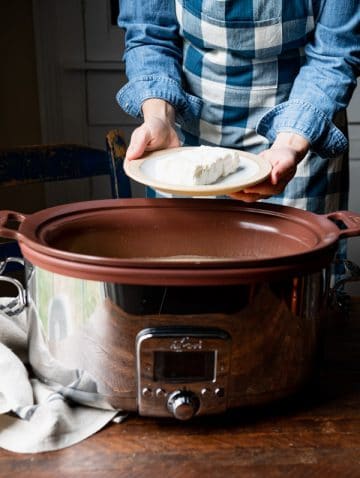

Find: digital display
154;351;215;383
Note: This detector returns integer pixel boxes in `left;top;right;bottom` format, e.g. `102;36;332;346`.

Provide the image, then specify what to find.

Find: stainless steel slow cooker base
25;263;328;419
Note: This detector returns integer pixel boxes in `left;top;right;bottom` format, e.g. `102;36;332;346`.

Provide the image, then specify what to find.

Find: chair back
0;137;131;272
105;129;131;198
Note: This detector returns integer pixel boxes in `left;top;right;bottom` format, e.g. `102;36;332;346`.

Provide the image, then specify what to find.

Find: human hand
126;99;180;160
230;133;310;202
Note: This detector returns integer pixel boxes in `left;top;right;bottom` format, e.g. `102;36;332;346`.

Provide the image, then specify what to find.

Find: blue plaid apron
157;0;347;211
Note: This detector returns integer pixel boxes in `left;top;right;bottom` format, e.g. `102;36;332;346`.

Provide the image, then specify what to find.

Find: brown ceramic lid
1;198;360;285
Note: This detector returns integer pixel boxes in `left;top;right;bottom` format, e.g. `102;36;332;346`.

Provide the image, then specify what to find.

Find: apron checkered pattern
162;0;348;216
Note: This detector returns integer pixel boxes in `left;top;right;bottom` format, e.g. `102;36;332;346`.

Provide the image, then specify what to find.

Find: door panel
87;71;138;126
84;0;124;61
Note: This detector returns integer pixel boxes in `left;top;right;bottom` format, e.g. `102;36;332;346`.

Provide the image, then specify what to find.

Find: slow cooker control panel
136;327;231;419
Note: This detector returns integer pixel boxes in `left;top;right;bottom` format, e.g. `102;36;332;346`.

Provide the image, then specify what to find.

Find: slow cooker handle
325;210;360;239
0;210;27;241
0;258;26;316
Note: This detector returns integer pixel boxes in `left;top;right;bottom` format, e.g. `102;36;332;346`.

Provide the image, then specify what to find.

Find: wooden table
0;300;359;478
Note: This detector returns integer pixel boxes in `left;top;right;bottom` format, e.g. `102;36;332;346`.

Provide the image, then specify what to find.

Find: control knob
167;391;200;421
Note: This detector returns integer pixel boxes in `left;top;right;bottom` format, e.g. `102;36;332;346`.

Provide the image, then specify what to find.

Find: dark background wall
0;0;41;149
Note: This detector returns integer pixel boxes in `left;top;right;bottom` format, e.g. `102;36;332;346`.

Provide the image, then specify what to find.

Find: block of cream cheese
155;146;241;186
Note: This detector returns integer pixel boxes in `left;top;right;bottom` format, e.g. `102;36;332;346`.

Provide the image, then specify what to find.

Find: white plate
124;146;271;197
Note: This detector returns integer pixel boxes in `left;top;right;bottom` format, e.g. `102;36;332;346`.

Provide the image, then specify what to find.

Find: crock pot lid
17;198;340;270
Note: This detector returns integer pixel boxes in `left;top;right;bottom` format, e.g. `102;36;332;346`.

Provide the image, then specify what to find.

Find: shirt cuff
116;76;202;126
256;99;348;158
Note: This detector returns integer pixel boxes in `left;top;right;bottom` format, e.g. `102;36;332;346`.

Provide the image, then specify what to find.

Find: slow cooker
1;198;359;420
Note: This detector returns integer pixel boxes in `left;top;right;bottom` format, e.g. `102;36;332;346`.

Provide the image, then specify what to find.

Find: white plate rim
124;146;272;196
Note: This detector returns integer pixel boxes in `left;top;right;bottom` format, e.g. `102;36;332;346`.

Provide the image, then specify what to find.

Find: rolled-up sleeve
257;0;360;158
116;1;202;124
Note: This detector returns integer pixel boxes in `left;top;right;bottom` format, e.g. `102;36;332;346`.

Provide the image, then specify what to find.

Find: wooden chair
106;128;157;198
105;129;132;199
0;137;131;277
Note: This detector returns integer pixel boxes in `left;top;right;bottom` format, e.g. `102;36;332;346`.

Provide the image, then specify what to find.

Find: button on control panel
142;387;152;398
136;327;231;419
155;388;166;398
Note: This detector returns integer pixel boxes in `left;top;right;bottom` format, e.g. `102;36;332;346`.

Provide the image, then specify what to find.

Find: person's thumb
126;125;151;160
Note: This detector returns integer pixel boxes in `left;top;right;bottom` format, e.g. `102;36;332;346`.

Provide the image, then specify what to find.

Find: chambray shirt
117;0;360;213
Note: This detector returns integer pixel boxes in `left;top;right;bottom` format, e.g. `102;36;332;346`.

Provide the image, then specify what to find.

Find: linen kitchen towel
0;300;124;453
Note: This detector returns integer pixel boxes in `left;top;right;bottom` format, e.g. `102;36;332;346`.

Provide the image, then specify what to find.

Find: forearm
117;1;202;123
142;99;176;124
119;0;183;82
288;0;359;117
272;132;310;161
257;0;360;158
